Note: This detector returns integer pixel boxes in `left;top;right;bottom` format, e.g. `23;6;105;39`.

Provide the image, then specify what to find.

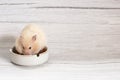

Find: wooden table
0;0;120;80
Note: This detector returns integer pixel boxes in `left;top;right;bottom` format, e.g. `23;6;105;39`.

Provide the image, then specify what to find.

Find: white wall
0;0;120;63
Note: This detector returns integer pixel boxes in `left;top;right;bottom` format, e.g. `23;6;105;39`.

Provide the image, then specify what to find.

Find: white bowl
9;49;48;66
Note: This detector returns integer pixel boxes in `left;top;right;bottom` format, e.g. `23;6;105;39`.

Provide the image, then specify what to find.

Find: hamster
15;23;47;55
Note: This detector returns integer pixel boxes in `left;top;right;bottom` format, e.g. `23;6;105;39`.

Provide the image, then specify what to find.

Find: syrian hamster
15;23;47;55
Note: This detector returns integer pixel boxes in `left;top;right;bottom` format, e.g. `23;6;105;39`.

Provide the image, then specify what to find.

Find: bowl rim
9;49;48;57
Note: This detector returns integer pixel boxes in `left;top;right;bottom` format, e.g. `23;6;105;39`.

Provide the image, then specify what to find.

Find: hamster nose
24;50;30;55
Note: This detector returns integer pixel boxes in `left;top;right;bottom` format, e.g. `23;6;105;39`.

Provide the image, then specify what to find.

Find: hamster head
19;34;40;55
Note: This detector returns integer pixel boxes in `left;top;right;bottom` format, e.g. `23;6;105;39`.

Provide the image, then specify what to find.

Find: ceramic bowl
9;49;48;66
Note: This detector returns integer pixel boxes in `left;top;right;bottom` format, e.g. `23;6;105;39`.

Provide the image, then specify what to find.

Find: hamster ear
32;34;37;42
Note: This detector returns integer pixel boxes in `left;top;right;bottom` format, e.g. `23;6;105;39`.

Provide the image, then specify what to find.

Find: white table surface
0;0;120;80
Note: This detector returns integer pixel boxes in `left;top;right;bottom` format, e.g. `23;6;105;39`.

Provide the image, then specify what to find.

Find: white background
0;0;120;80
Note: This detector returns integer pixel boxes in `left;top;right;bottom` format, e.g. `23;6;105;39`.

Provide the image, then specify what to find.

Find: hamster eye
23;46;25;49
29;47;31;49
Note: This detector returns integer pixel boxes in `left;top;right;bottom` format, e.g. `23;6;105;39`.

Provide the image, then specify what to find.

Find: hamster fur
15;24;47;55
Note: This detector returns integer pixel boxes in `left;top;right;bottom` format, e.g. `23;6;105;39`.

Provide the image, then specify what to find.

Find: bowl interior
10;46;48;57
